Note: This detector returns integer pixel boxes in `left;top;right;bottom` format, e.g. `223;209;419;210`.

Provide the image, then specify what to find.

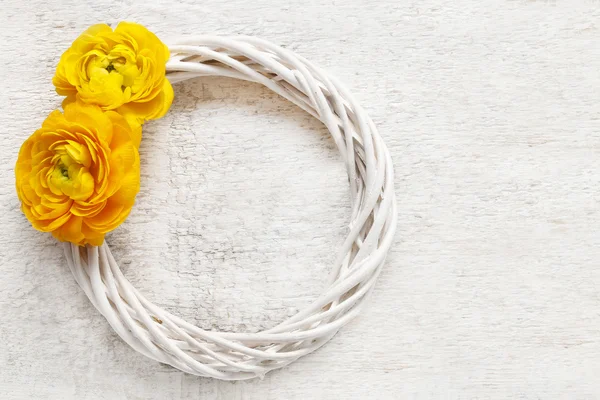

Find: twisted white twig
64;36;397;380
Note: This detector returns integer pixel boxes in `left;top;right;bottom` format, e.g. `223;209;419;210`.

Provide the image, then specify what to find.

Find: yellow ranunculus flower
53;22;173;127
15;102;140;246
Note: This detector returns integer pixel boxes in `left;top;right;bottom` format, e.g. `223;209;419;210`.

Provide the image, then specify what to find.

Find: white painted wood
1;0;599;398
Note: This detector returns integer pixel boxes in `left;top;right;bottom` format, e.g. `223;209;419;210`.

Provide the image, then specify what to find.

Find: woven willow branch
64;36;397;380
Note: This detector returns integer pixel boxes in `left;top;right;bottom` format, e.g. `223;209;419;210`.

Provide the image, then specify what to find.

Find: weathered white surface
1;0;599;398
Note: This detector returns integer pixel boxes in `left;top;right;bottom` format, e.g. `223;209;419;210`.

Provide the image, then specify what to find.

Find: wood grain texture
1;0;599;398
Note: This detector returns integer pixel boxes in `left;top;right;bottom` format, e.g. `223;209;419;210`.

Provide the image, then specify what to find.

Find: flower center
83;47;140;103
46;141;95;201
59;164;69;178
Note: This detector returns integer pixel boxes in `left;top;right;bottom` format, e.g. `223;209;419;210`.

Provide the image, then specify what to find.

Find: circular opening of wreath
16;24;396;380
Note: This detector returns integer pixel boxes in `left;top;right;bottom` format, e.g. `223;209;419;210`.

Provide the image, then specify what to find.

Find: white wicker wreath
62;36;397;380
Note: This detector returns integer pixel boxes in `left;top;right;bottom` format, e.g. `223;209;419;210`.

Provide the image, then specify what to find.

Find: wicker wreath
36;34;396;380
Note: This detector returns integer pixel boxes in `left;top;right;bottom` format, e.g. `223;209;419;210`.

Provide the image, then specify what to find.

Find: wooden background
1;0;599;398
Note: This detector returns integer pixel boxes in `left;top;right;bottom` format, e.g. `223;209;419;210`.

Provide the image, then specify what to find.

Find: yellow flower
53;22;173;127
15;102;140;246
